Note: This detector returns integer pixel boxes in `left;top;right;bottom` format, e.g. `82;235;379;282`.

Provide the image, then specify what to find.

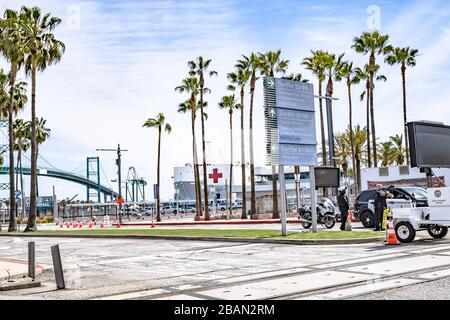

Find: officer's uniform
337;192;349;231
373;190;387;231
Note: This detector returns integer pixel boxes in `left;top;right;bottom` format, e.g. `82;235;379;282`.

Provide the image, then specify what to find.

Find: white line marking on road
312;253;409;269
343;255;450;276
415;268;450;280
93;288;170;300
296;278;422;300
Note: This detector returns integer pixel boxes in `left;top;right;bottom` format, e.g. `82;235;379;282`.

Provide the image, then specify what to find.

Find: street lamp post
97;144;128;224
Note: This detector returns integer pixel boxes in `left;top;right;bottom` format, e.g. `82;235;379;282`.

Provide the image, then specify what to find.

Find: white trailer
392;187;450;243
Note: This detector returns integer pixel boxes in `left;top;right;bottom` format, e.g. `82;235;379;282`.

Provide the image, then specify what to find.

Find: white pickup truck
392;187;450;243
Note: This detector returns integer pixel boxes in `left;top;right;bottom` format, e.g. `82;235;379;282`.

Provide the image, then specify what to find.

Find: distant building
173;164;319;206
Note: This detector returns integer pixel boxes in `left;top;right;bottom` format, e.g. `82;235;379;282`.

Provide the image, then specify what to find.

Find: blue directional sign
263;77;318;166
277;109;316;145
275;79;315;112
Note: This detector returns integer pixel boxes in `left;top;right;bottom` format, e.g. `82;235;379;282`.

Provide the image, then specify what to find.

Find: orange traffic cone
386;221;400;245
100;223;104;229
89;223;93;229
349;210;354;223
116;224;121;228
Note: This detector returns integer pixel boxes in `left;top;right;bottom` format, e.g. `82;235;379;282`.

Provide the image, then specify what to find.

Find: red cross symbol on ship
208;168;223;184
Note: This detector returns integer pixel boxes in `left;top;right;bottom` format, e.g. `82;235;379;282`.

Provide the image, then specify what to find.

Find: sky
0;0;449;201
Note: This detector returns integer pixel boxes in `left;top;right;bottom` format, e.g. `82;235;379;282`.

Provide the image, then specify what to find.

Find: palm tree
378;141;394;167
218;95;241;219
188;57;217;221
143;113;172;222
336;61;361;194
175;77;203;218
352;31;391;167
0;9;26;232
303;51;329;167
227;68;251;219
13;119;30;223
236;53;261;218
355;64;387;168
259;50;289;219
21;6;65;233
389;134;406;165
385;47;419;165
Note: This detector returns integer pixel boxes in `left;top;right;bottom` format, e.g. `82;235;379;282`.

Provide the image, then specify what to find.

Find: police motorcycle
298;198;336;229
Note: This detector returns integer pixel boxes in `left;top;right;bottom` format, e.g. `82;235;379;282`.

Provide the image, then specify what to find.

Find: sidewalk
0;258;47;281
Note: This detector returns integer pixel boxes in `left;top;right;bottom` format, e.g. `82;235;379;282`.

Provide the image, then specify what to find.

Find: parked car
161;206;178;215
354;186;429;228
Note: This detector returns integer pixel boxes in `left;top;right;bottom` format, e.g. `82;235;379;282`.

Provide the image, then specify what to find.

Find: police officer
337;187;350;231
373;184;394;231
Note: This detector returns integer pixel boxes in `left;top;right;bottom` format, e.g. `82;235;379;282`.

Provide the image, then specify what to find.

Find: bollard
28;242;35;280
51;245;65;290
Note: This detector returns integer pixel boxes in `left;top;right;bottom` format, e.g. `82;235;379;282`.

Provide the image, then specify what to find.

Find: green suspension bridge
0;121;147;203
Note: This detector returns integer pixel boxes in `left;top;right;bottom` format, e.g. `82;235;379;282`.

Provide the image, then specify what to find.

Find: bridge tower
86;157;101;203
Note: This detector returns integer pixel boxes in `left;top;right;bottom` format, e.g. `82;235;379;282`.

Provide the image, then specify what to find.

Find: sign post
263;77;318;235
279;165;287;236
309;166;318;233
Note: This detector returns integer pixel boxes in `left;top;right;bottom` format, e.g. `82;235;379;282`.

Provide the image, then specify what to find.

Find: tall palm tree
385;47;419;165
389;134;406;166
188;57;217;221
259;50;289;219
218;95;241;219
0;9;26;232
236;53;261;218
227;68;251;220
303;51;329;167
21;6;65;233
378;141;394;167
355;64;386;168
336;61;361;194
143;113;172;222
13;119;30;223
352;31;391;167
175;77;203;218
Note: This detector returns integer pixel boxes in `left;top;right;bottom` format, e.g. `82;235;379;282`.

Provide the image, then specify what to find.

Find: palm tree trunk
366;85;372;168
356;157;362;193
7;63;17;232
25;58;38;232
369;56;378;167
16;149;20;223
229;111;233;219
190;103;201;217
36;145;39;197
402;64;409;165
249;87;256;217
156;126;161;222
199;86;210;221
347;83;357;195
240;88;247;220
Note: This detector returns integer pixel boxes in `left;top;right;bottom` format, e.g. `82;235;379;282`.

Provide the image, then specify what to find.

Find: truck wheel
395;222;416;243
302;222;312;229
428;226;449;239
360;211;374;229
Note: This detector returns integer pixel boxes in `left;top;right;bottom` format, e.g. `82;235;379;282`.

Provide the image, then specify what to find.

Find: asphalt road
1;235;450;300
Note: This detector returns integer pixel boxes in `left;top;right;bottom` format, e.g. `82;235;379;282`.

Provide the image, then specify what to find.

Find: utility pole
97;144;128;224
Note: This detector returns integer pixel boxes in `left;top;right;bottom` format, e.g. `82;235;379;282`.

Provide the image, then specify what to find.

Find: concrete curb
0;233;386;245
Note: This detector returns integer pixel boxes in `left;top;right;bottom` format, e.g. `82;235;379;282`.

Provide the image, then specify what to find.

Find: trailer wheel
428;226;449;239
395;222;416;243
